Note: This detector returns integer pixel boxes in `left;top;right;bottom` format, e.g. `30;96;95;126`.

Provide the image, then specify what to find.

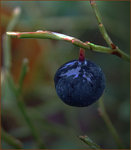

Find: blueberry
54;59;105;107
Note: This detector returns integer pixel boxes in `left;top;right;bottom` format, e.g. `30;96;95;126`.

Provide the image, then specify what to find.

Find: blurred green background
1;1;130;149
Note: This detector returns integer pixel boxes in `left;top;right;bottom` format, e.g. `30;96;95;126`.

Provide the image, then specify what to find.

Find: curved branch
6;31;130;62
90;0;130;62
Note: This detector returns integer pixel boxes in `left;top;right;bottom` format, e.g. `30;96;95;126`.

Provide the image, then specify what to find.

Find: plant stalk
90;0;130;62
90;0;113;48
3;7;45;149
6;31;130;62
6;67;45;149
98;99;124;149
90;1;126;148
1;128;23;149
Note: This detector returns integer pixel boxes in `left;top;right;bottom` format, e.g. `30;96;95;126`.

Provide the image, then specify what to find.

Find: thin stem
90;0;113;48
79;48;85;61
90;0;130;62
6;31;130;62
6;67;45;149
3;35;11;71
17;72;45;149
79;135;100;149
16;97;45;149
6;8;21;31
1;128;23;149
18;58;29;93
98;98;124;149
3;7;45;148
90;2;125;148
3;7;21;72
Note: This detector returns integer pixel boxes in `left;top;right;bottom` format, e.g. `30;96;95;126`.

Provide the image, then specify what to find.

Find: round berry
54;59;105;107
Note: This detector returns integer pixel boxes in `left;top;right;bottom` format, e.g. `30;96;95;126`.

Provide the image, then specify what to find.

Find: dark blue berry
54;59;105;107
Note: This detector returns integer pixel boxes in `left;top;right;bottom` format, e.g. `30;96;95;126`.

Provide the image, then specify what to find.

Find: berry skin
54;59;105;107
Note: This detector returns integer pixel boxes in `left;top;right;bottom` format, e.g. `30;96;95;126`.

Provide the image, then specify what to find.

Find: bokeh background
1;1;130;149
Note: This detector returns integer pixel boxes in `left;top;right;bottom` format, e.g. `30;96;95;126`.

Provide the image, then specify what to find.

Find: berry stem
79;48;85;61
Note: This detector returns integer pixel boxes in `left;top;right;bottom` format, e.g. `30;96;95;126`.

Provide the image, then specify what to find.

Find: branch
6;31;130;62
90;1;125;148
98;98;124;148
90;0;113;48
79;135;101;149
2;7;45;148
6;65;45;149
90;1;129;62
1;128;23;149
3;7;21;72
